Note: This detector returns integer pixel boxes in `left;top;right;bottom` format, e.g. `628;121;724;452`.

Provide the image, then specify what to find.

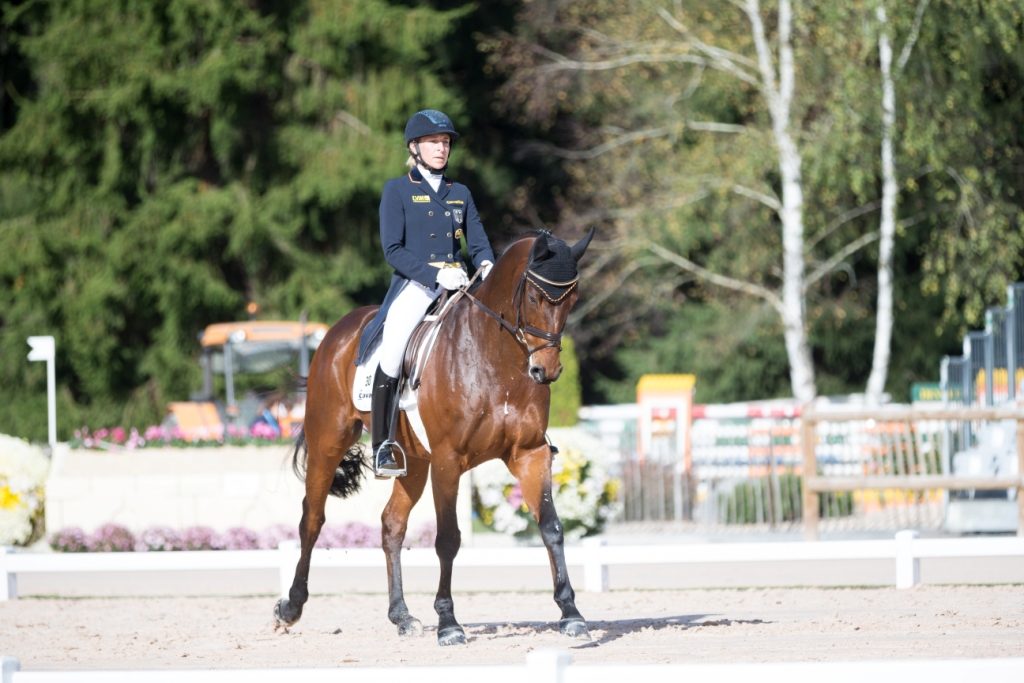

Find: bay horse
274;228;596;645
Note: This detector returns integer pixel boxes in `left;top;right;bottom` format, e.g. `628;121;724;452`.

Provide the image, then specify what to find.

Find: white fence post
526;649;571;683
895;529;920;589
0;547;17;601
1;656;19;683
278;540;300;598
581;537;608;592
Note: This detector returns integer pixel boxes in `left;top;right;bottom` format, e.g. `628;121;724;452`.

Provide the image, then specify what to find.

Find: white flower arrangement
0;434;50;546
471;427;621;540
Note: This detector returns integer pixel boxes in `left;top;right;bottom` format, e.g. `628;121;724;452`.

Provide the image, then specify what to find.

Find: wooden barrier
801;405;1024;539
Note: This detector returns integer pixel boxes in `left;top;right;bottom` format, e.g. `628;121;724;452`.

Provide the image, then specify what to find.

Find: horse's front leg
381;456;430;637
510;447;590;640
429;460;467;646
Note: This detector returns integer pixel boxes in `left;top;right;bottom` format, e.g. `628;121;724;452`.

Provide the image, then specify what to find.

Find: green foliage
0;0;475;441
595;300;791;405
486;0;1024;405
549;335;581;426
2;1;1021;444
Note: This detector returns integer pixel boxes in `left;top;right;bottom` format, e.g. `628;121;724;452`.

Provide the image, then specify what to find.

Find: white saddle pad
352;344;432;453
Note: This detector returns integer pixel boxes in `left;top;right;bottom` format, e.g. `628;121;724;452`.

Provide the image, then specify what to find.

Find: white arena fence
3;650;1024;683
4;532;1023;600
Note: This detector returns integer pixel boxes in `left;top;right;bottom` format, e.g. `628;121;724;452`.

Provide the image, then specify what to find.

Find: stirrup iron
374;439;407;479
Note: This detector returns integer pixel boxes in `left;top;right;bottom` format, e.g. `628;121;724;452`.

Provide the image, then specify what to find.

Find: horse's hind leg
509;448;590;640
274;423;361;629
381;455;430;637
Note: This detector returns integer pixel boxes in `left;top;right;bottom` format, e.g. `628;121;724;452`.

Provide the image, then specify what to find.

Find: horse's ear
530;232;551;261
570;227;596;262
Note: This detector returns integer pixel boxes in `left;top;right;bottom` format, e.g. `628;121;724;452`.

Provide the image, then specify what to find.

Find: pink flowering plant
71;422;287;450
49;521;437;552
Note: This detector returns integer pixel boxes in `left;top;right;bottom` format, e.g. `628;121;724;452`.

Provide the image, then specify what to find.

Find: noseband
462;265;578;357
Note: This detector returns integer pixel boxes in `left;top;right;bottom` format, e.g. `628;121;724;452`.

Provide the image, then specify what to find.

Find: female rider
355;109;496;477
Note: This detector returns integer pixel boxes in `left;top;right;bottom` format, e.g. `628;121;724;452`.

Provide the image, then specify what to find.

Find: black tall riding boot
370;366;403;477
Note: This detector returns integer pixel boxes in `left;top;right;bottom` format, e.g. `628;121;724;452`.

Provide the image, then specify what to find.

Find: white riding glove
436;267;469;291
479;260;494;280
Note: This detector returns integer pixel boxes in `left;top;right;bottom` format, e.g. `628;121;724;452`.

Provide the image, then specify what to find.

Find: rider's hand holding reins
479;260;493;280
436;267;469;290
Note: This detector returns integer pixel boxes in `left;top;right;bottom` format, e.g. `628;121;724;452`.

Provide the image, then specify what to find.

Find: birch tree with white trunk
648;0;816;401
743;0;816;402
488;0;931;404
865;0;929;403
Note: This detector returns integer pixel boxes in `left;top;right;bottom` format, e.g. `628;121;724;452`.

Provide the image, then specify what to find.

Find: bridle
461;261;578;357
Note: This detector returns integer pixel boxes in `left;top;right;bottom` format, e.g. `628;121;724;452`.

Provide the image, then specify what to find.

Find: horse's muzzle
529;364;562;384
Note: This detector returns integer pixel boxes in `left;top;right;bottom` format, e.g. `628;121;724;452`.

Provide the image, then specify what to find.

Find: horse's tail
290;427;367;499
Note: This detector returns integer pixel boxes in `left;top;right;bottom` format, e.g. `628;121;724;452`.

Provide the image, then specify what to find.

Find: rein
460;265;577;356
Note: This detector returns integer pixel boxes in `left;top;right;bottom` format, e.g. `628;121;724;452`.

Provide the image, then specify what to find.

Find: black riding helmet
404;109;460;144
405;110;459;173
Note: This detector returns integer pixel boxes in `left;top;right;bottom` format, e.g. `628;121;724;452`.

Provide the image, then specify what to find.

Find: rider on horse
355;109;496;477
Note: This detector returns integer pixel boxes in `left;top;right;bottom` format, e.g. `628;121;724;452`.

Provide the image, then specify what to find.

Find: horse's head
515;228;595;384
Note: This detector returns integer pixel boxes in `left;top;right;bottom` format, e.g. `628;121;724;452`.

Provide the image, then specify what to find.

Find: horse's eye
527;291;539;304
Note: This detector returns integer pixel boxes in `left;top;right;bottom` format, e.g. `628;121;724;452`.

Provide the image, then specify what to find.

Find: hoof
560;618;591;640
397;617;424;637
273;598;301;631
437;626;467;646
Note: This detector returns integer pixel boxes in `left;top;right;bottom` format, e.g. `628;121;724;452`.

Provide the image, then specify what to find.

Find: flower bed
0;434;50;546
71;424;290;450
471;428;621;540
49;521;436;552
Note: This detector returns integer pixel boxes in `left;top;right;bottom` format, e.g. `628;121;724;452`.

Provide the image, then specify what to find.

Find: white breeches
378;279;442;378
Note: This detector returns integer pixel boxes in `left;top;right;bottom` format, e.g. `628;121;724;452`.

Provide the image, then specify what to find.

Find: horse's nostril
529;366;545;383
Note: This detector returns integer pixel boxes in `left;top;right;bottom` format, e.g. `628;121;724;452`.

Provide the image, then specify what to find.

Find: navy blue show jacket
380;166;495;286
355;166;496;365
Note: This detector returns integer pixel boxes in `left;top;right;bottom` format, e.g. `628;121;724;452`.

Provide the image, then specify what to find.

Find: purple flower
225;424;247;440
49;527;89;552
125;428;145;449
315;522;379;549
260;523;298;549
408;522;437;548
180;525;224;550
144;425;167;441
137;526;182;551
88;523;136;552
221;526;262;550
249;421;279;440
506;482;523;508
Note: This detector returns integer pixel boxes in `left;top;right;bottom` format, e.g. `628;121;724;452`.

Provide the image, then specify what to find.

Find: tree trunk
748;0;816;402
866;3;899;403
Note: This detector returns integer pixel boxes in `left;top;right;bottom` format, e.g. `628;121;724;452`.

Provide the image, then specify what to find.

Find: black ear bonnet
526;231;579;302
